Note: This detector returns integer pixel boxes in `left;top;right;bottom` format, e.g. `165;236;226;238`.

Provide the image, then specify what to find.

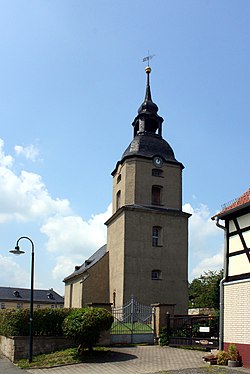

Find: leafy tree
62;307;113;353
188;269;223;309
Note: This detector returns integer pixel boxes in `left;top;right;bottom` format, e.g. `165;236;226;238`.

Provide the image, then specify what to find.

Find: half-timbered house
212;188;250;367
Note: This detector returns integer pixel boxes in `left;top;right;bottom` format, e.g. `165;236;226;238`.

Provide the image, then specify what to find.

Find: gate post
151;303;175;342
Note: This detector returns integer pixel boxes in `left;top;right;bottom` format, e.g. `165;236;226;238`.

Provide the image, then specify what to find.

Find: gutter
212;216;227;351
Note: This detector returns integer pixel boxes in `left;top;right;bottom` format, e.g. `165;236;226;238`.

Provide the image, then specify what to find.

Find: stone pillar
151;303;175;340
87;302;112;313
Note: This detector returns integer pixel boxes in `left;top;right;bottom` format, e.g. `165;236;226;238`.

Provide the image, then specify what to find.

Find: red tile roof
218;188;250;216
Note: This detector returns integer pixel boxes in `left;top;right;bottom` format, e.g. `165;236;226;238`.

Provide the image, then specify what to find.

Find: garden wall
0;336;76;362
0;332;111;362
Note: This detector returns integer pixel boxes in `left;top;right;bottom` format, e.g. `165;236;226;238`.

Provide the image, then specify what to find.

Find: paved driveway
2;346;250;374
27;345;209;374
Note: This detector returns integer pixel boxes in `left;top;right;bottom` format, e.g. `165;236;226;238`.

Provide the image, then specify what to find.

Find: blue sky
0;0;249;296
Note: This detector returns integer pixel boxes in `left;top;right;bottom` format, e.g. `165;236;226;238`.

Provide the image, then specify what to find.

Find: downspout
213;217;227;351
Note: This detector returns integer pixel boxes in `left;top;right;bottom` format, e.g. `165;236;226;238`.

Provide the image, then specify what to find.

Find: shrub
62;307;114;352
0;308;71;337
0;309;29;336
33;308;71;336
216;350;230;365
159;327;169;346
228;343;237;361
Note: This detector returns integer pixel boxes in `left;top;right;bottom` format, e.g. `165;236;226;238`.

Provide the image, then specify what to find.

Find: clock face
153;156;163;168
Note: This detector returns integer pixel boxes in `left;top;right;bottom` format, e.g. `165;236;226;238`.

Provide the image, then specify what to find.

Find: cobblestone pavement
1;346;250;374
25;346;250;374
0;353;27;373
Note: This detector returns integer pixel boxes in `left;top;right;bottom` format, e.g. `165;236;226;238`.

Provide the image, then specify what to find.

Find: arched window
116;190;121;210
152;185;162;205
152;226;162;246
151;270;162;280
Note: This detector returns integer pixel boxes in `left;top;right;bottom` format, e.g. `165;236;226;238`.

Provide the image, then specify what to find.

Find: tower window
152;226;162;246
116;190;121;210
151;270;162;280
152;169;163;177
152;185;162;205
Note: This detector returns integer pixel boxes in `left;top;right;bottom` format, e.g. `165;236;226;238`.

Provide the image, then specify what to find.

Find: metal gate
110;296;155;344
166;314;219;349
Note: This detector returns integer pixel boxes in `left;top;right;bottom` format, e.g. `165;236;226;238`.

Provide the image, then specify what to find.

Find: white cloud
0;254;30;288
191;251;224;278
41;204;112;281
0;140;71;223
41;204;111;254
14;144;40;162
0;139;14;167
183;202;220;255
184;202;224;280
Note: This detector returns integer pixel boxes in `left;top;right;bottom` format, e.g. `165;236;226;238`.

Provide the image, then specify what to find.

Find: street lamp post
10;236;35;363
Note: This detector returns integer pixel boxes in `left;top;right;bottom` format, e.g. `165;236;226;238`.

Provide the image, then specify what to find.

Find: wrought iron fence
166;314;219;349
110;296;155;344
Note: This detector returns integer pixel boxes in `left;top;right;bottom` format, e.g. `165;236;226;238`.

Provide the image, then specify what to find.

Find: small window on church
117;174;121;183
152;169;163;177
152;226;162;246
152;185;162;205
116;190;121;210
152;270;162;280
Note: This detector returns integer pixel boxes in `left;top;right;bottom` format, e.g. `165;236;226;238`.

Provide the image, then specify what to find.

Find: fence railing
166;314;219;349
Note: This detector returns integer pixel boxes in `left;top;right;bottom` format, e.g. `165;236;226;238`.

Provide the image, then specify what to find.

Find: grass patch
110;322;153;334
17;347;109;369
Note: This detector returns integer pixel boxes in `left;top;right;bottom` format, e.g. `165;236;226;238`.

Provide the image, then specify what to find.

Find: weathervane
142;52;155;66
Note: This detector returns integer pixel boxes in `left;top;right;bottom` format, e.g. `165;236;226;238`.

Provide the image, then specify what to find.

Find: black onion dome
111;66;183;175
122;133;178;163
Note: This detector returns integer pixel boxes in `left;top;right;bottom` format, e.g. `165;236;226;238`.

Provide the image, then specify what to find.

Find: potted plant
216;350;230;366
228;343;240;367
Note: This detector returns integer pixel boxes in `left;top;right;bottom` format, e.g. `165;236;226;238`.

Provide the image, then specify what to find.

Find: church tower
106;66;190;314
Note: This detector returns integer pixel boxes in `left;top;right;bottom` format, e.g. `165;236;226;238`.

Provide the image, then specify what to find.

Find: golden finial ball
145;66;151;74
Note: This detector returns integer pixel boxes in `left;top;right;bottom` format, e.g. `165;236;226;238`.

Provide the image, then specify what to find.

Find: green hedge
0;308;71;337
0;309;30;336
63;307;114;351
33;308;71;336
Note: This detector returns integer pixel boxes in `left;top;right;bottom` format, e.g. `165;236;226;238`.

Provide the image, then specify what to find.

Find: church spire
138;66;159;116
144;66;153;102
132;66;163;137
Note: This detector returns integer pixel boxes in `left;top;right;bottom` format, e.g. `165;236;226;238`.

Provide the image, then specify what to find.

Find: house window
117;174;121;183
151;270;162;280
13;290;20;297
152;226;162;246
116;190;121;210
152;185;162;205
69;283;73;308
152;169;163;177
1;303;5;309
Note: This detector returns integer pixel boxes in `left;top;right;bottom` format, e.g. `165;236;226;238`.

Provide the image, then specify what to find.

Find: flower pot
228;360;240;367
